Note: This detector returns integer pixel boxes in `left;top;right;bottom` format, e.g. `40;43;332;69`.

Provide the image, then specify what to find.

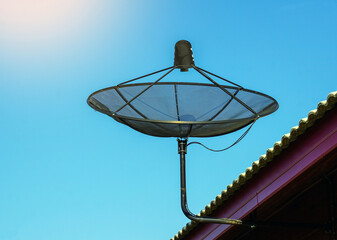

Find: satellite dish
88;41;278;138
87;40;279;227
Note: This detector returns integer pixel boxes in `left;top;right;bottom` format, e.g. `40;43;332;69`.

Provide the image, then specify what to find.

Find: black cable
187;116;259;152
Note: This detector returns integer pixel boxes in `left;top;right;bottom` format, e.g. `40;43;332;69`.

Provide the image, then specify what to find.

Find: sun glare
0;0;96;49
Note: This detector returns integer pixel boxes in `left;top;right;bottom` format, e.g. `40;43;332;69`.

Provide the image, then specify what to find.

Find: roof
171;91;337;240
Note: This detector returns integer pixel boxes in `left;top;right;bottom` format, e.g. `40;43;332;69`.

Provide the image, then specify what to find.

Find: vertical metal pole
178;139;188;214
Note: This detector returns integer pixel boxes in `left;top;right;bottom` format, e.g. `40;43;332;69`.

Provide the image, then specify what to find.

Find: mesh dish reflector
87;82;278;138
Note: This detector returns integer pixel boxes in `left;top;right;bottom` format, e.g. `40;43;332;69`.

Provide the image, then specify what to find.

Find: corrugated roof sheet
171;91;337;240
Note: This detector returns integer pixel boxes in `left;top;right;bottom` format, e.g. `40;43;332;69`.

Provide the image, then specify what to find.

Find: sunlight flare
0;0;97;48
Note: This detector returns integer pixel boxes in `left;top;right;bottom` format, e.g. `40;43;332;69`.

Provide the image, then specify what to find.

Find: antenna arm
178;139;254;227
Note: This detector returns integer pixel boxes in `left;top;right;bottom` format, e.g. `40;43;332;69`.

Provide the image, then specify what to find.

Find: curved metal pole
178;139;254;227
178;138;329;230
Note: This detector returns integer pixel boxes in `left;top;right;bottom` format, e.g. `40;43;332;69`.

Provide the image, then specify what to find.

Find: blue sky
1;0;336;239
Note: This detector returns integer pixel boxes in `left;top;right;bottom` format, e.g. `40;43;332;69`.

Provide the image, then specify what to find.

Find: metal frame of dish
87;80;279;138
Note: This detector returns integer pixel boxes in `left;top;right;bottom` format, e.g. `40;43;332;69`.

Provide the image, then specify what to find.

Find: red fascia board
185;108;337;240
